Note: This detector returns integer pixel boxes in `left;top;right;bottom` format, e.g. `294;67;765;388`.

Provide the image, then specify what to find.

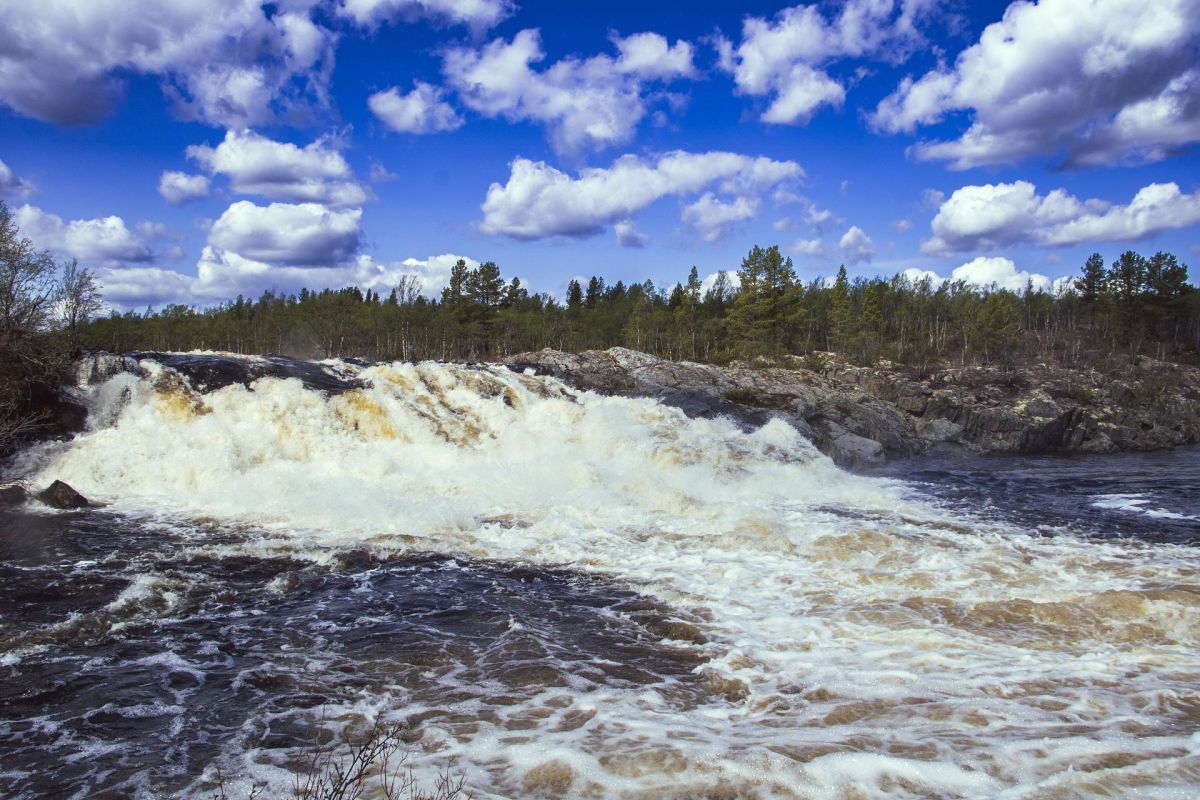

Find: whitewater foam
11;354;1200;799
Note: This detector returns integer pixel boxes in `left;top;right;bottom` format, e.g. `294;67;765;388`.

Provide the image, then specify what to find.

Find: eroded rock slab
505;348;1200;468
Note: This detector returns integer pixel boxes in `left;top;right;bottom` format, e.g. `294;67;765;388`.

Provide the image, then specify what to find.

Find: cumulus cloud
924;180;1200;254
443;28;697;154
902;258;1052;292
339;0;511;31
190;247;478;303
158;171;211;205
839;225;875;265
96;266;198;309
951;257;1051;292
612;32;697;80
899;267;942;284
187;130;367;207
0;159;34;199
792;237;825;256
872;0;1200;168
719;0;936;125
102;195;474;307
614;221;650;248
479;150;802;241
0;1;335;127
682;193;759;242
207;201;362;267
369;82;464;134
13;204;164;264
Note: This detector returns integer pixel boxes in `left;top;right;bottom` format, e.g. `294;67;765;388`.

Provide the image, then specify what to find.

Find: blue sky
1;0;1197;309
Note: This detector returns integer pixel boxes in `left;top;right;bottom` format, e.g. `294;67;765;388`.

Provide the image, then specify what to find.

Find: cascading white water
14;354;1200;799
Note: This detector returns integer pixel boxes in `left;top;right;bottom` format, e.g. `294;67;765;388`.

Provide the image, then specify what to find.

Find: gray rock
503;347;1200;464
918;418;962;443
820;422;886;470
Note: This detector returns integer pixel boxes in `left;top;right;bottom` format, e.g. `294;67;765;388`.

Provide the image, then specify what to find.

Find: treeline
78;245;1199;370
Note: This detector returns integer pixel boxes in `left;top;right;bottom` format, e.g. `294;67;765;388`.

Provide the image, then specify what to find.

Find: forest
77;245;1198;372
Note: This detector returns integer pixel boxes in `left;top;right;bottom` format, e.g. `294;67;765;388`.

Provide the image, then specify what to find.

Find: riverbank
504;347;1200;469
12;348;1200;475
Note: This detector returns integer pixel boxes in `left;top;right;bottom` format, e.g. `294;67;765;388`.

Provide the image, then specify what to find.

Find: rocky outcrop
36;480;89;509
505;348;1200;469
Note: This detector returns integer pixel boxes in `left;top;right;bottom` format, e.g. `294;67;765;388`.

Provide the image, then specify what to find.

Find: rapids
2;352;1199;799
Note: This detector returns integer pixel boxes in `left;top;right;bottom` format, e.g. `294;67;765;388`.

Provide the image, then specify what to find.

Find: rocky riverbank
12;349;1200;473
504;348;1200;469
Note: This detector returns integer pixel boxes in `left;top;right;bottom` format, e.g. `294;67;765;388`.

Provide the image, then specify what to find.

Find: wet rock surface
0;484;27;506
506;348;1200;468
36;480;89;509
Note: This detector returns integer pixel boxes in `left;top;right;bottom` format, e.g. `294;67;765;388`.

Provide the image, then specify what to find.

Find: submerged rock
36;480;89;509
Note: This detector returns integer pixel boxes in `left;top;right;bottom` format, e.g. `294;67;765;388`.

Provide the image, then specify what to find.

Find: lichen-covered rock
505;347;1200;467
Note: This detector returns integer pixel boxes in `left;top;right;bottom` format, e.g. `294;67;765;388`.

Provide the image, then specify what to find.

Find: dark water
0;510;707;799
890;446;1200;544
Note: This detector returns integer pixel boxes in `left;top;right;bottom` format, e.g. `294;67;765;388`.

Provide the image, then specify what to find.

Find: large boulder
36;480;89;509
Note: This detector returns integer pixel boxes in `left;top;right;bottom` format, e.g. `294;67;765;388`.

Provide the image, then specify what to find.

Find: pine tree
830;265;851;353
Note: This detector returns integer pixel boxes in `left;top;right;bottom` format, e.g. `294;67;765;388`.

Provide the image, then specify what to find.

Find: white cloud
872;0;1200;168
374;253;480;297
102;249;483;310
339;0;511;31
890;218;914;233
900;267;942;284
682;193;758;242
0;158;34;199
901;258;1052;292
13;204;161;264
158;171;211;205
839;225;875;265
369;82;464;134
96;266;198;309
721;0;935;125
207;201;362;267
369;162;399;183
791;237;825;256
443;28;696;154
187;130;367;207
924;180;1200;254
0;1;335;127
759;65;845;125
613;32;696;80
614;221;650;248
951;257;1051;292
479;150;802;241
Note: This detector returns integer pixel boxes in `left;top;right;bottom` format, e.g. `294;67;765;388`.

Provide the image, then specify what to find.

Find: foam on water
1092;493;1200;521
13;355;1200;799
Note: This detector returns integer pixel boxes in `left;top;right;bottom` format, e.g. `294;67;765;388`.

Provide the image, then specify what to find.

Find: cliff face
505;348;1200;469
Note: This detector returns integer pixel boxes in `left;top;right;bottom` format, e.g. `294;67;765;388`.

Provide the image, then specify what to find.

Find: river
1;353;1197;799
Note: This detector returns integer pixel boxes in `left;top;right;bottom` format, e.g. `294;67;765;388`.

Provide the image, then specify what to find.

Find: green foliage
72;243;1199;373
0;202;101;453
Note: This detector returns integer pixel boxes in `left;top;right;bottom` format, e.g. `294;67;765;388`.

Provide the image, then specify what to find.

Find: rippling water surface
2;353;1198;799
